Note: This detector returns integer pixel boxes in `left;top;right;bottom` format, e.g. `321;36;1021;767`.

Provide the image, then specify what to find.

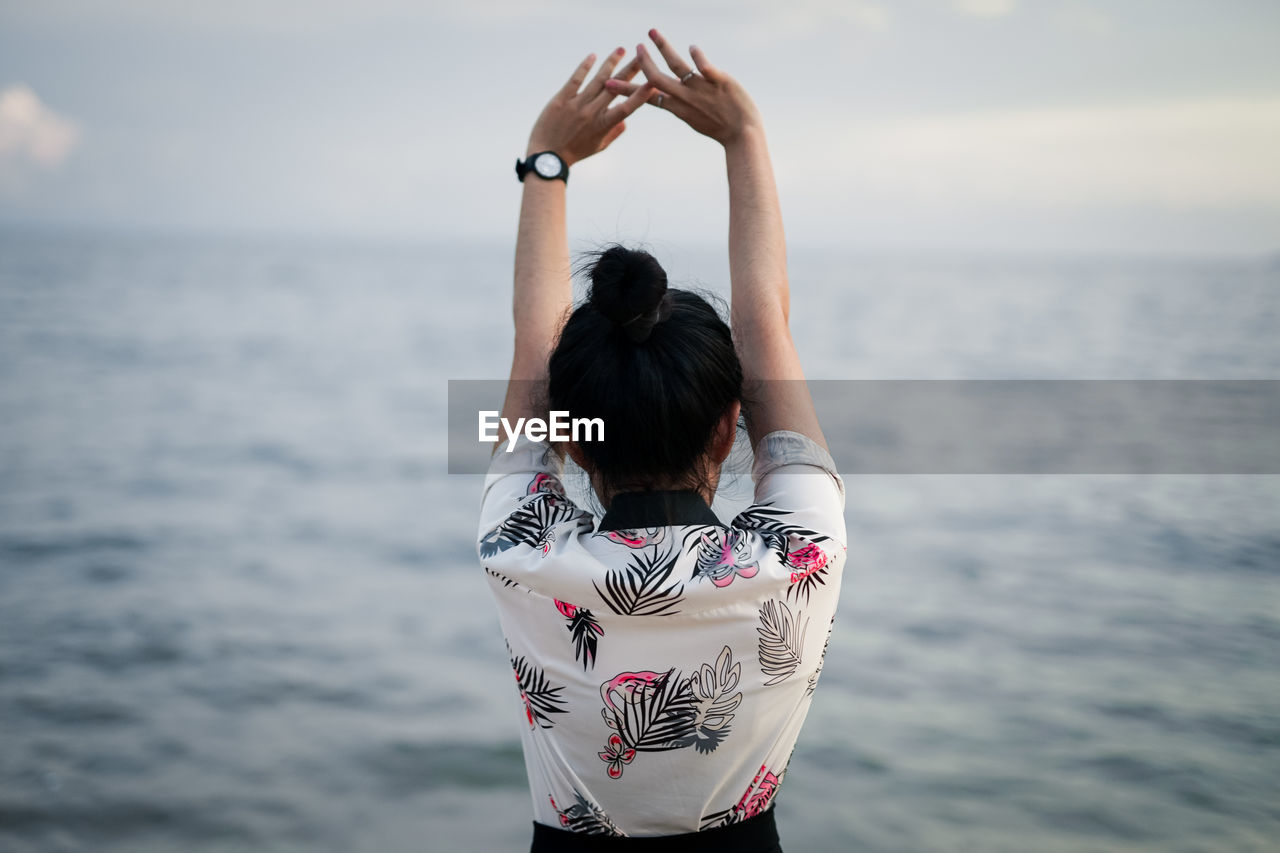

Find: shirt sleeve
732;429;848;563
476;435;594;567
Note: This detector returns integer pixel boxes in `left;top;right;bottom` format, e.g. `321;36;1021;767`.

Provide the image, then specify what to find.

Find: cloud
0;84;80;191
952;0;1017;17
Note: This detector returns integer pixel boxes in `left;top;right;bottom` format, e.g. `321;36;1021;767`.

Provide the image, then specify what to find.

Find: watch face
534;153;563;178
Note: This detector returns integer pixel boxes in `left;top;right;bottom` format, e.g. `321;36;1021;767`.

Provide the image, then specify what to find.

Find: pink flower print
786;542;827;584
554;599;578;619
527;473;566;498
602;527;666;549
537;528;556;556
597;734;636;779
695;530;759;588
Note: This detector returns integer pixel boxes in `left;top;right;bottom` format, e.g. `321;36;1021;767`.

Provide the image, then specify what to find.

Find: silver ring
680;71;695;84
656;94;665;109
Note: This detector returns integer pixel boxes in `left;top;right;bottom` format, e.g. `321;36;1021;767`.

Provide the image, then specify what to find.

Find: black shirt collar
597;489;721;531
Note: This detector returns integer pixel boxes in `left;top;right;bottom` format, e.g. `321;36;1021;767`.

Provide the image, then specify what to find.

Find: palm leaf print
733;504;833;605
808;616;835;696
593;548;685;617
757;600;808;686
700;762;785;829
614;669;698;751
732;503;830;548
684;645;743;754
550;791;625;837
597;647;749;779
479;493;585;558
568;609;603;670
511;653;567;729
483;565;523;590
785;558;829;606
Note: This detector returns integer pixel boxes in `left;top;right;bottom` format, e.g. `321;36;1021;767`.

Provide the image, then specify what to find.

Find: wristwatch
516;151;569;183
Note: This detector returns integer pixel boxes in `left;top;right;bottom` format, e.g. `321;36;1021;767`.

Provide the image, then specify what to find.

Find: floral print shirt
476;430;847;837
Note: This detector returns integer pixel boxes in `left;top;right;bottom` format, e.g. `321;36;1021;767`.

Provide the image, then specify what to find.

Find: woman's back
479;431;846;835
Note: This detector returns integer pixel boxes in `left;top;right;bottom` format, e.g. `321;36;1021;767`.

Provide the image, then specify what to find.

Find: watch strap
515;151;569;183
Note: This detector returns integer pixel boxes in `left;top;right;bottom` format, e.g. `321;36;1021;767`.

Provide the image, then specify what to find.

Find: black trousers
530;807;782;852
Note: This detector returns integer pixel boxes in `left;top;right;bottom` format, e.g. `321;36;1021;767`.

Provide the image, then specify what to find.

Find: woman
478;29;847;852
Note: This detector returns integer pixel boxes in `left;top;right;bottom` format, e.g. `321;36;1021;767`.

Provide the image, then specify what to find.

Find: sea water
1;231;1277;852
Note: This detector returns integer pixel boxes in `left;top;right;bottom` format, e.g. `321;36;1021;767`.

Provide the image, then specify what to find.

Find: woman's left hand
527;48;655;167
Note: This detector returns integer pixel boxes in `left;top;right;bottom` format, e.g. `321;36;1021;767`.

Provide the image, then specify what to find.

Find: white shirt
476;430;847;837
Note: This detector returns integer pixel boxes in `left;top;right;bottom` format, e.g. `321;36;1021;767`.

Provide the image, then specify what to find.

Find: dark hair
548;245;743;495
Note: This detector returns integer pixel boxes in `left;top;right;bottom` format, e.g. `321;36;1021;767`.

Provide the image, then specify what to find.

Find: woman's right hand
605;29;763;148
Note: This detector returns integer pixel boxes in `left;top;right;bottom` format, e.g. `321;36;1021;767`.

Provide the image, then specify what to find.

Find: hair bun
587;246;671;342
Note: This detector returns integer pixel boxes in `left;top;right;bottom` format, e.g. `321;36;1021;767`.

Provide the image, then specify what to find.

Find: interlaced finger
612;55;642;84
593;55;641;106
603;78;643;98
604;83;657;125
634;43;683;95
580;47;625;100
558;53;597;98
648;28;693;79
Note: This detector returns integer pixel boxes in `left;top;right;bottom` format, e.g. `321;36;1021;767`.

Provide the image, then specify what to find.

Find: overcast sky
1;0;1278;254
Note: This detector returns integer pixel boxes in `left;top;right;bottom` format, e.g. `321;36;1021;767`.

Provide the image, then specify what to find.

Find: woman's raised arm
616;30;828;450
497;50;653;447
